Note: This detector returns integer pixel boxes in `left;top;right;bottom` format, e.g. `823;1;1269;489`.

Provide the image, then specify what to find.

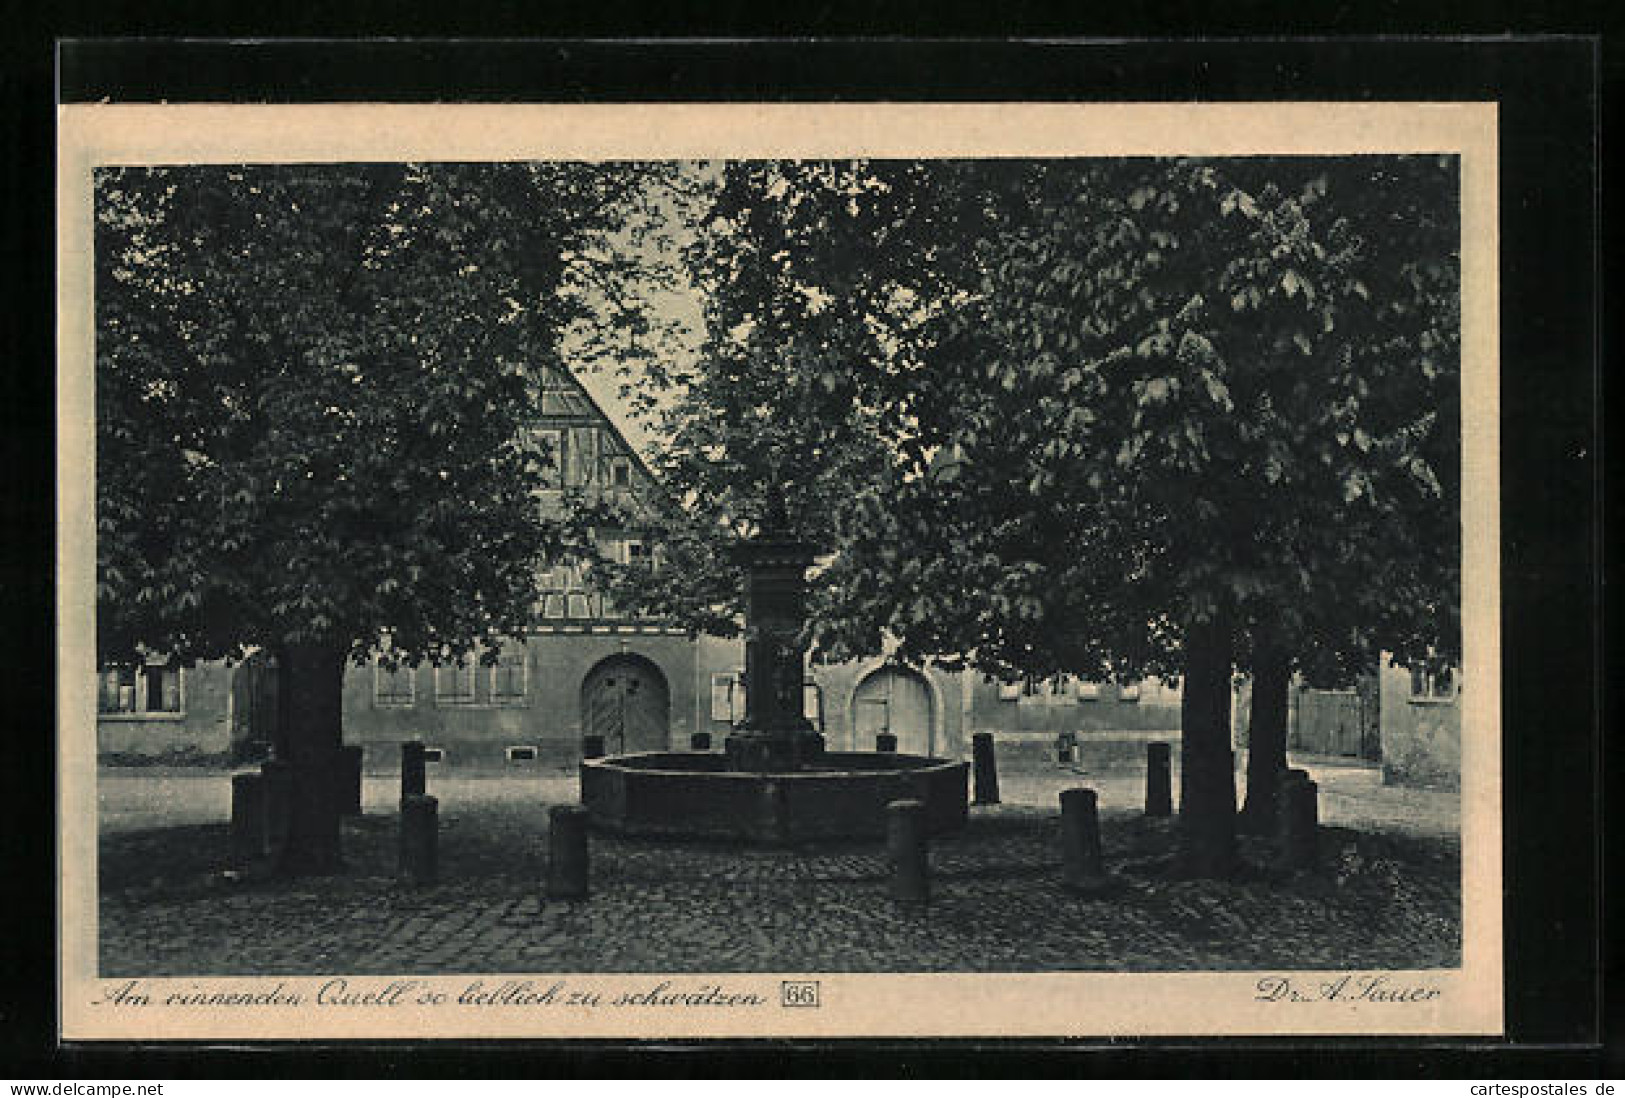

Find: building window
610;457;633;490
1021;675;1044;698
374;660;415;707
435;660;476;705
98;660;182;716
1409;663;1456;701
147;665;182;712
711;671;742;722
490;647;528;704
567;593;591;619
622;538;653;568
99;665;137;714
532;428;565;488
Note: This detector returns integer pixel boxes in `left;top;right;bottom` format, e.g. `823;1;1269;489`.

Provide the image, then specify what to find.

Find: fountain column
724;534;824;772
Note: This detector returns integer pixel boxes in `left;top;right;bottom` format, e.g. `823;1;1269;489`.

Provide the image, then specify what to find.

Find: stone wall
963;673;1182;737
97;633;701;768
99;637;1195;772
96;660;232;763
340;631;699;768
1377;659;1461;789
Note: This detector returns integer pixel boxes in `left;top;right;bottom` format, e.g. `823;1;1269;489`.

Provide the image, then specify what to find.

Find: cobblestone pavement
97;758;1460;977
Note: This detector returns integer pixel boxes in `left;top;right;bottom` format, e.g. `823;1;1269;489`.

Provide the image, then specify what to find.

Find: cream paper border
57;102;1501;1040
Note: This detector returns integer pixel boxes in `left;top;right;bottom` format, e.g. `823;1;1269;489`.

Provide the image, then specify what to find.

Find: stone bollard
1276;766;1310;836
1145;741;1173;817
690;731;712;751
546;805;591;900
581;734;606;760
229;771;267;866
1060;787;1106;889
260;758;292;857
886;799;930;905
1277;771;1319;872
876;732;898;753
400;741;427;804
399;794;438;886
338;745;364;816
760;780;792;843
971;732;1001;805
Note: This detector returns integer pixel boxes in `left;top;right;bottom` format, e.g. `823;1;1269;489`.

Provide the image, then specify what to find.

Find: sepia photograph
57;102;1501;1040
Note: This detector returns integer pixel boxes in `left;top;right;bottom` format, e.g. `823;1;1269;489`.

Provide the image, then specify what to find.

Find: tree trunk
274;640;348;876
269;643;293;761
1239;634;1292;834
1178;609;1239;878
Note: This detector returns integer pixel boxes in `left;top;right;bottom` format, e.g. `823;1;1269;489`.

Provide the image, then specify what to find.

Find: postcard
58;100;1500;1040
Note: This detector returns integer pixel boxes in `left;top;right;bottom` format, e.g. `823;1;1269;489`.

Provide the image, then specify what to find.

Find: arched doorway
850;665;934;755
581;654;670;754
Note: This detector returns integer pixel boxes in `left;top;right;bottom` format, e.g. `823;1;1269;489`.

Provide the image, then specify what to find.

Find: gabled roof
533;359;660;485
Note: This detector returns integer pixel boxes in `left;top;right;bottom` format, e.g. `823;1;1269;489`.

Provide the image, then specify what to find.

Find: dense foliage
96;161;671;870
611;157;1459;675
96;162;669;668
610;156;1461;874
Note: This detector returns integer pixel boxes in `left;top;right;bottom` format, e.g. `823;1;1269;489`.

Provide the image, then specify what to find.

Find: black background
2;25;1613;1079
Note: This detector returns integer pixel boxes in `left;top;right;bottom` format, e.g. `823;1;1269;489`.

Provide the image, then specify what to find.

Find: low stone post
581;734;606;760
1276;770;1319;872
1060;787;1106;889
1145;741;1173;817
546;805;591;900
971;732;1001;805
400;741;427;804
886;799;930;905
399;794;438;886
229;771;267;866
876;732;898;753
260;757;292;856
1276;766;1309;837
338;745;364;816
690;731;712;751
759;780;792;843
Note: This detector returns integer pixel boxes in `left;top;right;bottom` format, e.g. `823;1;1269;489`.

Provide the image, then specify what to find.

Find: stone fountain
579;528;968;844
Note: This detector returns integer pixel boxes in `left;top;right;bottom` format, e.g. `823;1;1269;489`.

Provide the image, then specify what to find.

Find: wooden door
582;658;669;754
851;667;933;755
1294;690;1366;759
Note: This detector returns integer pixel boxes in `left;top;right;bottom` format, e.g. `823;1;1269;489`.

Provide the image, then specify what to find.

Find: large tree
857;157;1460;874
96;162;666;873
607;156;1460;878
1225;158;1461;831
587;161;953;636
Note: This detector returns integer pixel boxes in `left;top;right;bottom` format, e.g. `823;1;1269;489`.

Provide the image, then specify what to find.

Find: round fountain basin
580;751;969;844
